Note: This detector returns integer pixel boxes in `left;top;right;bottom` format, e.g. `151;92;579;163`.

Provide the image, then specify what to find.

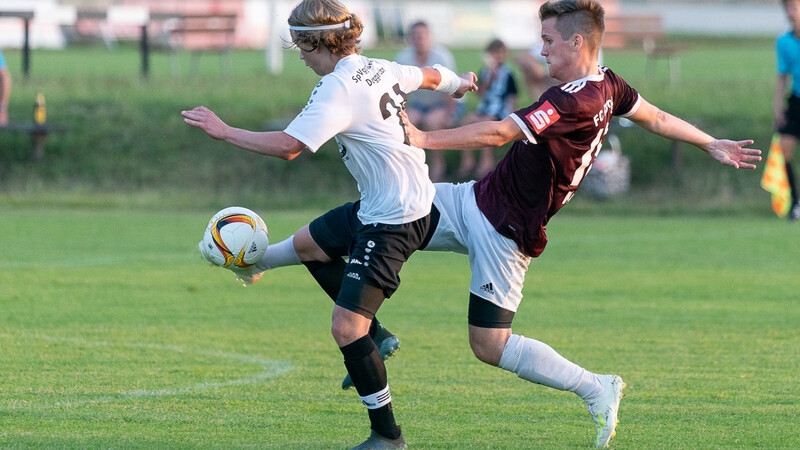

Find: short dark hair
485;38;506;53
539;0;605;53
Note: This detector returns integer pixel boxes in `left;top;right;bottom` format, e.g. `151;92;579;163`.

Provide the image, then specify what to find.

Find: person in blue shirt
0;49;11;126
774;0;800;220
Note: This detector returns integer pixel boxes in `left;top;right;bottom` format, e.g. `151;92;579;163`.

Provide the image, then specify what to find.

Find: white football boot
230;265;264;286
586;374;626;447
198;240;264;286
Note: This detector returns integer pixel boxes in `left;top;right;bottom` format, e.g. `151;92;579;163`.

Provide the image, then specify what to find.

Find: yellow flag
761;134;791;217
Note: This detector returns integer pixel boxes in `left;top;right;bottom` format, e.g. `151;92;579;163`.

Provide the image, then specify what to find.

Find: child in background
457;39;518;179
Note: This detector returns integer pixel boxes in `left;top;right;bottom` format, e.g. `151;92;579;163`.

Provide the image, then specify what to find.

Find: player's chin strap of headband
289;19;350;31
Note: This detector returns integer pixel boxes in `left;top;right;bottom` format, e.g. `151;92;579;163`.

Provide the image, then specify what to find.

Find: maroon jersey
473;67;640;257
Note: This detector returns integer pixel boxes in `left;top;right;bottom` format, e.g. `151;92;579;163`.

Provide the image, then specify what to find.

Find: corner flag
760;134;791;217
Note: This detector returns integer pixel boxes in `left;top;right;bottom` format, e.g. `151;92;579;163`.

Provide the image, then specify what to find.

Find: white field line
0;253;196;269
0;334;294;411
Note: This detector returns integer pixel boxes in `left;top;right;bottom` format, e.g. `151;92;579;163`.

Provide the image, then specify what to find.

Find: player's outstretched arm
404;113;524;151
182;106;305;160
628;98;762;169
419;67;478;99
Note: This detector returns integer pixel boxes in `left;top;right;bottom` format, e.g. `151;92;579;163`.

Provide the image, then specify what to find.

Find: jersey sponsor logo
526;101;560;133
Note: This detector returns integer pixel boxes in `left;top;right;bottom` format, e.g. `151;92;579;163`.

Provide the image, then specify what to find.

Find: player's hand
181;106;230;141
452;72;478;99
401;110;425;148
704;139;762;170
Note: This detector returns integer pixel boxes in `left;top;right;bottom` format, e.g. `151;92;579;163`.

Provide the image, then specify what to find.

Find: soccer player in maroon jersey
404;0;761;447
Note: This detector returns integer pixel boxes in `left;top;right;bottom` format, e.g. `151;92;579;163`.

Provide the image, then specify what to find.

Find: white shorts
425;181;530;312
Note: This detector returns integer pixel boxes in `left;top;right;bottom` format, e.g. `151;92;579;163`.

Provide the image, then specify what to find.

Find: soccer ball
200;207;269;268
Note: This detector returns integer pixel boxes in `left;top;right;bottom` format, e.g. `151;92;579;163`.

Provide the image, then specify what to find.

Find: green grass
1;207;798;448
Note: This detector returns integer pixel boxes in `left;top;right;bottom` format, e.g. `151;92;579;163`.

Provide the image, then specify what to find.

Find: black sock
302;260;383;339
340;335;401;440
786;160;798;205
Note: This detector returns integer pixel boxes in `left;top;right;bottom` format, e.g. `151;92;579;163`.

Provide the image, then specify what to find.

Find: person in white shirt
395;21;460;181
182;0;476;447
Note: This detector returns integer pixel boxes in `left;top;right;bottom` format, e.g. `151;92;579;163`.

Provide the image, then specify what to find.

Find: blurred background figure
457;38;518;179
774;0;800;221
395;20;459;181
515;40;553;102
0;48;11;126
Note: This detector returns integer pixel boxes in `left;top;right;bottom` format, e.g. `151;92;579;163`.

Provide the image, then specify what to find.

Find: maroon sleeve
609;70;640;116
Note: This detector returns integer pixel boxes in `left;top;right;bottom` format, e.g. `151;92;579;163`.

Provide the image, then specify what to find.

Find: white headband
289;19;350;31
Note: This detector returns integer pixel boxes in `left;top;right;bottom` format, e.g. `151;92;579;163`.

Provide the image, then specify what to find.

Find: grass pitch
1;207;798;448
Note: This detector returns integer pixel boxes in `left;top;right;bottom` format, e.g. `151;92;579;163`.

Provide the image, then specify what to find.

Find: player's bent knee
331;305;372;346
468;329;509;367
467;294;514;366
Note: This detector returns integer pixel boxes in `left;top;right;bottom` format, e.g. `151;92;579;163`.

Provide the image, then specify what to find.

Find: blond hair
288;0;364;56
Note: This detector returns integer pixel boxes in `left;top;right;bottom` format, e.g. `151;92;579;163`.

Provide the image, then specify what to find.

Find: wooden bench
604;14;689;84
0;123;68;161
167;14;238;76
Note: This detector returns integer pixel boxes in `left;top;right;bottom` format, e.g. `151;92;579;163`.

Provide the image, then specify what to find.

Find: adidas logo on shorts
479;283;495;296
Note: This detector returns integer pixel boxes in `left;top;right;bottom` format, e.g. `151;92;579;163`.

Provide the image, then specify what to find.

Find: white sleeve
284;76;352;152
386;60;424;95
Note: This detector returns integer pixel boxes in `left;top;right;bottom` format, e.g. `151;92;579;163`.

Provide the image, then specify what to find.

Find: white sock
256;235;302;270
498;334;602;402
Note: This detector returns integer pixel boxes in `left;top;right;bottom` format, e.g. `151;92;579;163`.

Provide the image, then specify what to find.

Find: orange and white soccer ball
200;207;269;268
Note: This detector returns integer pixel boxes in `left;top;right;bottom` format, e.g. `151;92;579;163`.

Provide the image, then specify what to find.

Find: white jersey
284;54;435;225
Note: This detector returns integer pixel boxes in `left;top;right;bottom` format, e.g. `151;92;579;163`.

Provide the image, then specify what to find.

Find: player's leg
779;134;799;220
468;295;624;447
333;217;431;447
779;94;800;220
303;204;403;392
333;287;404;447
461;184;624;447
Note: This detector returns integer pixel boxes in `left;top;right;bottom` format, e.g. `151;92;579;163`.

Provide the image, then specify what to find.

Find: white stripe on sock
360;384;392;410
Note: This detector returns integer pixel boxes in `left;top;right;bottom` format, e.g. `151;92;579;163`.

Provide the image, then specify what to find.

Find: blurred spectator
774;0;800;220
0;49;11;126
458;39;518;179
515;41;553;102
516;41;602;102
395;21;458;181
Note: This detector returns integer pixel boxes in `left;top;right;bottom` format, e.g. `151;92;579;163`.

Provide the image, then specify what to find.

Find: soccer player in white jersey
182;0;476;448
225;0;762;447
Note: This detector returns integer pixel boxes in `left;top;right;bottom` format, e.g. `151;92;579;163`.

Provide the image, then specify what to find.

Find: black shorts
779;95;800;139
309;201;438;317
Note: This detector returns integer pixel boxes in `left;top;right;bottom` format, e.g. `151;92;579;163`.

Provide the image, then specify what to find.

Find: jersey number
379;83;410;145
562;123;609;205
